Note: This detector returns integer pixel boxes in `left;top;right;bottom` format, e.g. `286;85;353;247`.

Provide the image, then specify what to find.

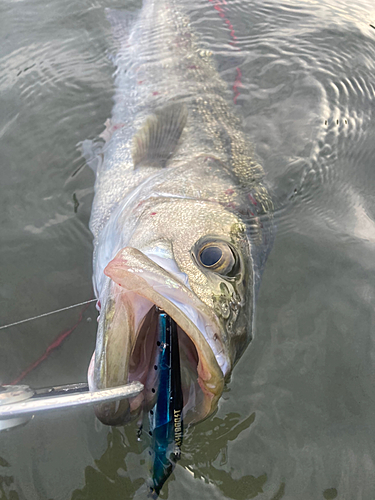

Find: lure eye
197;241;236;275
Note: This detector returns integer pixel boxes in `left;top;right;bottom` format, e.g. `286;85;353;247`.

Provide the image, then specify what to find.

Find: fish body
87;0;273;429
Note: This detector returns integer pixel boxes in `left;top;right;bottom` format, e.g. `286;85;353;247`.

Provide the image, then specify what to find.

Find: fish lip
102;246;227;420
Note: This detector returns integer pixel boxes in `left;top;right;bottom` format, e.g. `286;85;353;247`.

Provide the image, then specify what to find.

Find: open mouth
88;247;227;426
128;305;204;420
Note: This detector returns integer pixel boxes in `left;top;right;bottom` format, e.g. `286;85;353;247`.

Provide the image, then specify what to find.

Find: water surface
1;0;375;498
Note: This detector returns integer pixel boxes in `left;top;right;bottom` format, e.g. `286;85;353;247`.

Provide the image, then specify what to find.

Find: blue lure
149;309;183;498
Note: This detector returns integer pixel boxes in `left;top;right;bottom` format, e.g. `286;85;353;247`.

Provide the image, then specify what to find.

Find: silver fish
85;0;273;427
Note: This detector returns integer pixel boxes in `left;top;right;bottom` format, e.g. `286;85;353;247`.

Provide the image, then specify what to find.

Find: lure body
149;311;183;497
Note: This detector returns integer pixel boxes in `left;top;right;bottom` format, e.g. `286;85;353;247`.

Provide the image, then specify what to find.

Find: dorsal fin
132;103;188;168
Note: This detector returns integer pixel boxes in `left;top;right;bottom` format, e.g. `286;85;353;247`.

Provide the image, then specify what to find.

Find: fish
86;0;273;435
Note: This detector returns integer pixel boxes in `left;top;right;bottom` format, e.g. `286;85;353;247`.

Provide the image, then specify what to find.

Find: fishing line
0;298;97;331
207;0;242;103
9;300;93;385
2;283;183;384
0;283;177;332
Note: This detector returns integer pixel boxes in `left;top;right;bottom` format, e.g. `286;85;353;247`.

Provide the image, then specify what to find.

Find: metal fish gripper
0;382;143;431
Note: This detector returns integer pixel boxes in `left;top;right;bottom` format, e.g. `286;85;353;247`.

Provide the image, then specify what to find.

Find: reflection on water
72;427;145;500
180;412;267;500
0;456;19;500
1;0;375;498
72;412;260;500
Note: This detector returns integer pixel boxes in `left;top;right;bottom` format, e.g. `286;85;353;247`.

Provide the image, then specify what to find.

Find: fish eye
200;246;223;267
197;241;236;275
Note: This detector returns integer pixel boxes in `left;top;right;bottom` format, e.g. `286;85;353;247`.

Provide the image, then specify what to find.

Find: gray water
1;0;375;498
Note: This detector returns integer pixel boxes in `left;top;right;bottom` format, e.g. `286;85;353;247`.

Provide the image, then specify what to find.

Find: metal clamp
0;382;143;431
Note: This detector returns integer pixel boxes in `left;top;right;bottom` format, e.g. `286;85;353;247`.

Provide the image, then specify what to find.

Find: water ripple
203;0;375;239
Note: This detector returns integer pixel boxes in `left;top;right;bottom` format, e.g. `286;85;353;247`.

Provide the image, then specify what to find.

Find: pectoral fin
132;103;188;168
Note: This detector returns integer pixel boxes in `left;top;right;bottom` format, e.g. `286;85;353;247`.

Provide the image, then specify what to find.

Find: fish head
132;196;255;372
88;192;261;426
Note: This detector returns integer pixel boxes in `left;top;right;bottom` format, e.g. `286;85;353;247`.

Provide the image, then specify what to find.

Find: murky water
1;0;375;498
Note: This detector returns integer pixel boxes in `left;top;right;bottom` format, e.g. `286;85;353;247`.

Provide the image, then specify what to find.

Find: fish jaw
89;247;227;426
88;281;154;425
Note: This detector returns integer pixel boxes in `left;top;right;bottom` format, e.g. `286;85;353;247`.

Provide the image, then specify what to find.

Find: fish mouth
89;247;227;426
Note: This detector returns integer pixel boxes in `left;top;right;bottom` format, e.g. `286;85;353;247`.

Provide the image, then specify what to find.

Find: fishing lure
149;309;183;497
